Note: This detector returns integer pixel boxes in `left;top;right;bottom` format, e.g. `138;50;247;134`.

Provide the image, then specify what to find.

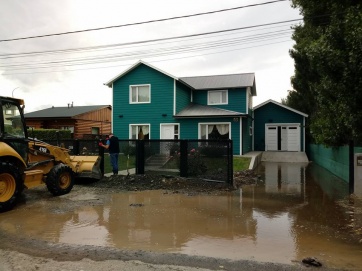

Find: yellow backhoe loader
0;96;102;212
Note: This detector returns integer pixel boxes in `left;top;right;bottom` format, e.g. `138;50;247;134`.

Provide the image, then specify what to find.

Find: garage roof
253;99;308;117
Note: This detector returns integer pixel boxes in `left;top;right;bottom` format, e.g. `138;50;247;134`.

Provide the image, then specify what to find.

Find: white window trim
129;84;151;104
198;122;231;139
129;124;151;139
207;90;228;105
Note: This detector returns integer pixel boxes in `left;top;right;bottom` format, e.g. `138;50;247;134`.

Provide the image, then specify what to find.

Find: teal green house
253;100;308;152
105;61;256;155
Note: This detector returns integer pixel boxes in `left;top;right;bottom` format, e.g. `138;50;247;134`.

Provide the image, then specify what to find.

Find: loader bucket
69;155;102;180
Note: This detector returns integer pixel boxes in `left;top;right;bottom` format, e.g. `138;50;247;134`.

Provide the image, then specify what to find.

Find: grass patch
103;154;136;173
233;156;251;171
103;155;251;174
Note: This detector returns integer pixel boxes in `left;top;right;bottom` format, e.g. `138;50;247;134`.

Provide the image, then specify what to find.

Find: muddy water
1;162;362;270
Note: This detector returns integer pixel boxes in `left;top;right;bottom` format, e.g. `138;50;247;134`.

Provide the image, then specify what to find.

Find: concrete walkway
241;151;309;170
240;151;263;170
261;151;309;163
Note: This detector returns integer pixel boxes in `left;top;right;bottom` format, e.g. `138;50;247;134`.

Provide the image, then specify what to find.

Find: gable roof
104;60;178;87
174;103;246;118
104;61;257;95
253;99;308;117
24;105;111;118
179;73;256;95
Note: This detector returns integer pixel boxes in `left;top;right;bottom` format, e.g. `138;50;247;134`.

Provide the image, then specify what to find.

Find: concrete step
261;151;309;163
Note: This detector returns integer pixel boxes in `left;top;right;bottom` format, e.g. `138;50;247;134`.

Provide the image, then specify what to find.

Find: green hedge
27;129;72;140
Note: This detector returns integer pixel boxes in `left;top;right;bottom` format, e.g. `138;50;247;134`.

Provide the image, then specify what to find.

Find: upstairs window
130;85;150;104
208;90;228;105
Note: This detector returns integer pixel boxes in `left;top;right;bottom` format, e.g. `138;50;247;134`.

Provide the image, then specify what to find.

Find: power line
0;19;300;60
1;29;293;69
2;40;292;75
0;0;288;42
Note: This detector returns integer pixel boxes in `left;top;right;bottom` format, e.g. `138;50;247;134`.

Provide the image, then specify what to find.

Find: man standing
99;133;120;175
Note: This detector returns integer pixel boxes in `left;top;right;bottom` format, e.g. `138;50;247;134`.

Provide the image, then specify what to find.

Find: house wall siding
192;88;247;113
175;81;191;114
254;103;304;151
25;107;111;139
112;64;174;139
242;116;253;154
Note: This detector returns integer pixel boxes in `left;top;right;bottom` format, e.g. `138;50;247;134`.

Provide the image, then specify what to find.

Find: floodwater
1;162;362;270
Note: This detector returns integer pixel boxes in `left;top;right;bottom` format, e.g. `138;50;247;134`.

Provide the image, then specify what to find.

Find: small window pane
200;125;207;139
131;87;137;102
209;92;219;104
221;91;227;103
131;126;137;139
138;86;149;102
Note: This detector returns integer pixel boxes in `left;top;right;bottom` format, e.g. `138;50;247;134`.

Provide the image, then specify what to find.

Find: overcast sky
0;0;302;113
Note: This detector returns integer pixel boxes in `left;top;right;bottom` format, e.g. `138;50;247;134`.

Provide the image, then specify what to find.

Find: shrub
121;144;136;155
186;148;207;176
199;144;226;158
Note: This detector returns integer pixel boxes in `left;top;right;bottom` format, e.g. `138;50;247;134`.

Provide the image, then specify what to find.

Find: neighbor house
24;103;112;139
104;60;256;155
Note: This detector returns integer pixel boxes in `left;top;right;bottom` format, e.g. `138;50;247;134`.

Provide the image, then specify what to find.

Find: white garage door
287;126;300;151
266;126;278;151
265;125;300;151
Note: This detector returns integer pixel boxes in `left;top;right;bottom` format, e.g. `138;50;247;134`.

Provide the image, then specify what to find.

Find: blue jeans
109;153;119;174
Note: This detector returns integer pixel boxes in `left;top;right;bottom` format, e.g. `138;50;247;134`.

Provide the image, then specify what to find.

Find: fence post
98;140;105;175
229;140;233;185
73;139;80;155
136;140;145;174
180;140;188;177
349;140;354;194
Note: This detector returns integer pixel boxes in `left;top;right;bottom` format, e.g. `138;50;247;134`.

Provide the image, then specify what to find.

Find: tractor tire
0;162;24;212
46;164;74;196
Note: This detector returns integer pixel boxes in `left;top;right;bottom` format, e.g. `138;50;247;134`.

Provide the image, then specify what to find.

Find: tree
286;0;362;146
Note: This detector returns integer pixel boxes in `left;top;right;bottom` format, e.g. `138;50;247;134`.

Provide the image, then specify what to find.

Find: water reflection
0;162;361;270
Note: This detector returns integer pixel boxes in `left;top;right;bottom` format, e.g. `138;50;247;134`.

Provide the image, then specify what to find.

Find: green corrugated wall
307;144;362;182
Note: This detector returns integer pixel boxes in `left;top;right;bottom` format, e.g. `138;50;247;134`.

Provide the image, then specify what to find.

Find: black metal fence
43;138;233;184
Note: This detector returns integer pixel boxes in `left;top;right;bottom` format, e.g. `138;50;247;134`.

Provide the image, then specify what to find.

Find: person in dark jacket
99;133;120;175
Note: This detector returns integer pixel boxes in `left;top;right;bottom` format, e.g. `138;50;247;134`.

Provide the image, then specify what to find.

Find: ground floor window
91;127;99;134
130;124;150;139
199;123;230;140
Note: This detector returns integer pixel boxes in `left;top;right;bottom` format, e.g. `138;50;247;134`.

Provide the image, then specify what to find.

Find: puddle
1;162;362;270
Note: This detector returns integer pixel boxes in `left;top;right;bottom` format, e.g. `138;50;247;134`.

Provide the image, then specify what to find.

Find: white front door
161;124;175;139
160;124;177;154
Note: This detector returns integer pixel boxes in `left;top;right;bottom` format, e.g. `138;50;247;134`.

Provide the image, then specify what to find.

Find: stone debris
233;169;259;187
302;257;322;267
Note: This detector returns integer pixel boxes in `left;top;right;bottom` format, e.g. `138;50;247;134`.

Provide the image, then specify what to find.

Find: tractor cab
0;96;29;165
